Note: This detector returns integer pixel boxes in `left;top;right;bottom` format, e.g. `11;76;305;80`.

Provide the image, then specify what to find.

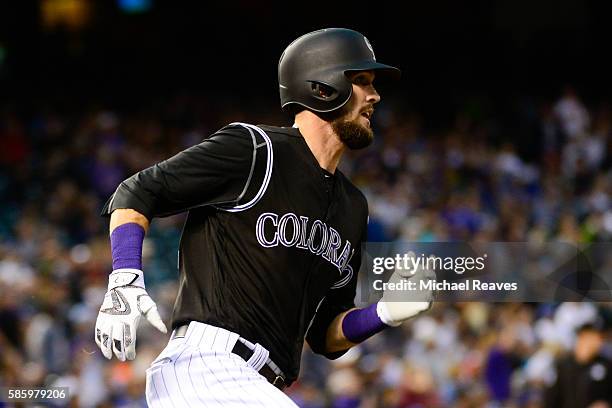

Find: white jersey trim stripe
234;125;259;203
217;122;273;212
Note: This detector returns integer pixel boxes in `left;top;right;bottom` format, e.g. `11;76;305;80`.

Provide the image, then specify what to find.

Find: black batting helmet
278;28;401;113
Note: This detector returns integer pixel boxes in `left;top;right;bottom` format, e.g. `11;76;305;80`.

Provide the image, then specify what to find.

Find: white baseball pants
145;322;298;407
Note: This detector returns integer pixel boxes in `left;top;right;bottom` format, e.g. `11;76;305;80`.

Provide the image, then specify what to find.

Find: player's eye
352;75;371;86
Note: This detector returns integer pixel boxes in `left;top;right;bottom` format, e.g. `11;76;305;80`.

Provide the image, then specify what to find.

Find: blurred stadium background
1;1;611;407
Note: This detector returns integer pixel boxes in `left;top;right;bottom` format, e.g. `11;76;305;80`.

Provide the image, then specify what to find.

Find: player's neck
294;113;345;174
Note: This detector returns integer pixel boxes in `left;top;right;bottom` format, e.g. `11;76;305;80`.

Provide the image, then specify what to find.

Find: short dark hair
576;322;603;335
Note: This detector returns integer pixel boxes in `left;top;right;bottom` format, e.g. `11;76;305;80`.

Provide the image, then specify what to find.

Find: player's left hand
94;269;167;361
377;252;436;326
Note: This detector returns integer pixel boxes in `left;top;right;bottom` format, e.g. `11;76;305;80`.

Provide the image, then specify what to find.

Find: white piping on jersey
233;126;259;203
106;192;116;223
218;122;273;212
305;295;327;336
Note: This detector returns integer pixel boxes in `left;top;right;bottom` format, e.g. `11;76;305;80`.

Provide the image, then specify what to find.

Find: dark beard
331;118;374;150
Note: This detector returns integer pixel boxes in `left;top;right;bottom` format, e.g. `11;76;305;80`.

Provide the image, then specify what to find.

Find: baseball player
95;28;434;407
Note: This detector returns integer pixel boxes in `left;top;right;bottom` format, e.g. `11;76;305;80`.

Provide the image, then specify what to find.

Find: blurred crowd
0;87;611;407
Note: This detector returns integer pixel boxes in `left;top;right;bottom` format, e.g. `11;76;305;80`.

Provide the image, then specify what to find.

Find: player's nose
366;86;381;104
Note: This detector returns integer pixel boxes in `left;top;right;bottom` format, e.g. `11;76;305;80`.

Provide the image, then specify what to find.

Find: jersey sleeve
100;124;263;219
305;221;367;359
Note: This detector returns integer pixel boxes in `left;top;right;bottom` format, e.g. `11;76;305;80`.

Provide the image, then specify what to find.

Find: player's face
332;70;381;150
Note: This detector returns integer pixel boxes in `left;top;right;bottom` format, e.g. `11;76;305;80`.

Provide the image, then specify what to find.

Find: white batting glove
94;269;167;361
377;252;436;326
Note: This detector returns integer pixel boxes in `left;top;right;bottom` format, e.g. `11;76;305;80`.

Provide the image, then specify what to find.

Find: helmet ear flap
309;81;339;101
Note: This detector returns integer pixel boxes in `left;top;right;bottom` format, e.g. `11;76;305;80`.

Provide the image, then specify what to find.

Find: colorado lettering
256;212;354;275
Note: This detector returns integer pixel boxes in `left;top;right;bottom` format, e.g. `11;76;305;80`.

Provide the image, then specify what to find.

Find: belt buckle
171;324;189;340
272;375;286;389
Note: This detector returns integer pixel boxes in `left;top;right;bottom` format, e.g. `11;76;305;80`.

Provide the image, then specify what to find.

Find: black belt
171;324;286;390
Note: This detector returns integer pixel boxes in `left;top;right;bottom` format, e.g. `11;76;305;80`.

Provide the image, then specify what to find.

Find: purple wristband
341;303;389;343
110;223;145;270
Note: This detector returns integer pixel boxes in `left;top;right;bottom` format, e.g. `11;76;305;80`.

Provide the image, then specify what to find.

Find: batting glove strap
376;301;403;327
377;299;432;326
108;269;145;291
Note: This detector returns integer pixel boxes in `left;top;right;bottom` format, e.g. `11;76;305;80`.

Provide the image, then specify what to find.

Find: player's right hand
377;252;436;326
94;269;167;361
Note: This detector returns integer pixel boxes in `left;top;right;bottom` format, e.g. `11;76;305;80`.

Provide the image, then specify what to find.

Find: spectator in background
484;327;521;404
395;363;441;408
545;323;612;408
555;86;590;140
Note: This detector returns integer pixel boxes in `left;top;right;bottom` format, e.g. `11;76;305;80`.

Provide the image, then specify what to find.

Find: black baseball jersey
101;123;368;384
